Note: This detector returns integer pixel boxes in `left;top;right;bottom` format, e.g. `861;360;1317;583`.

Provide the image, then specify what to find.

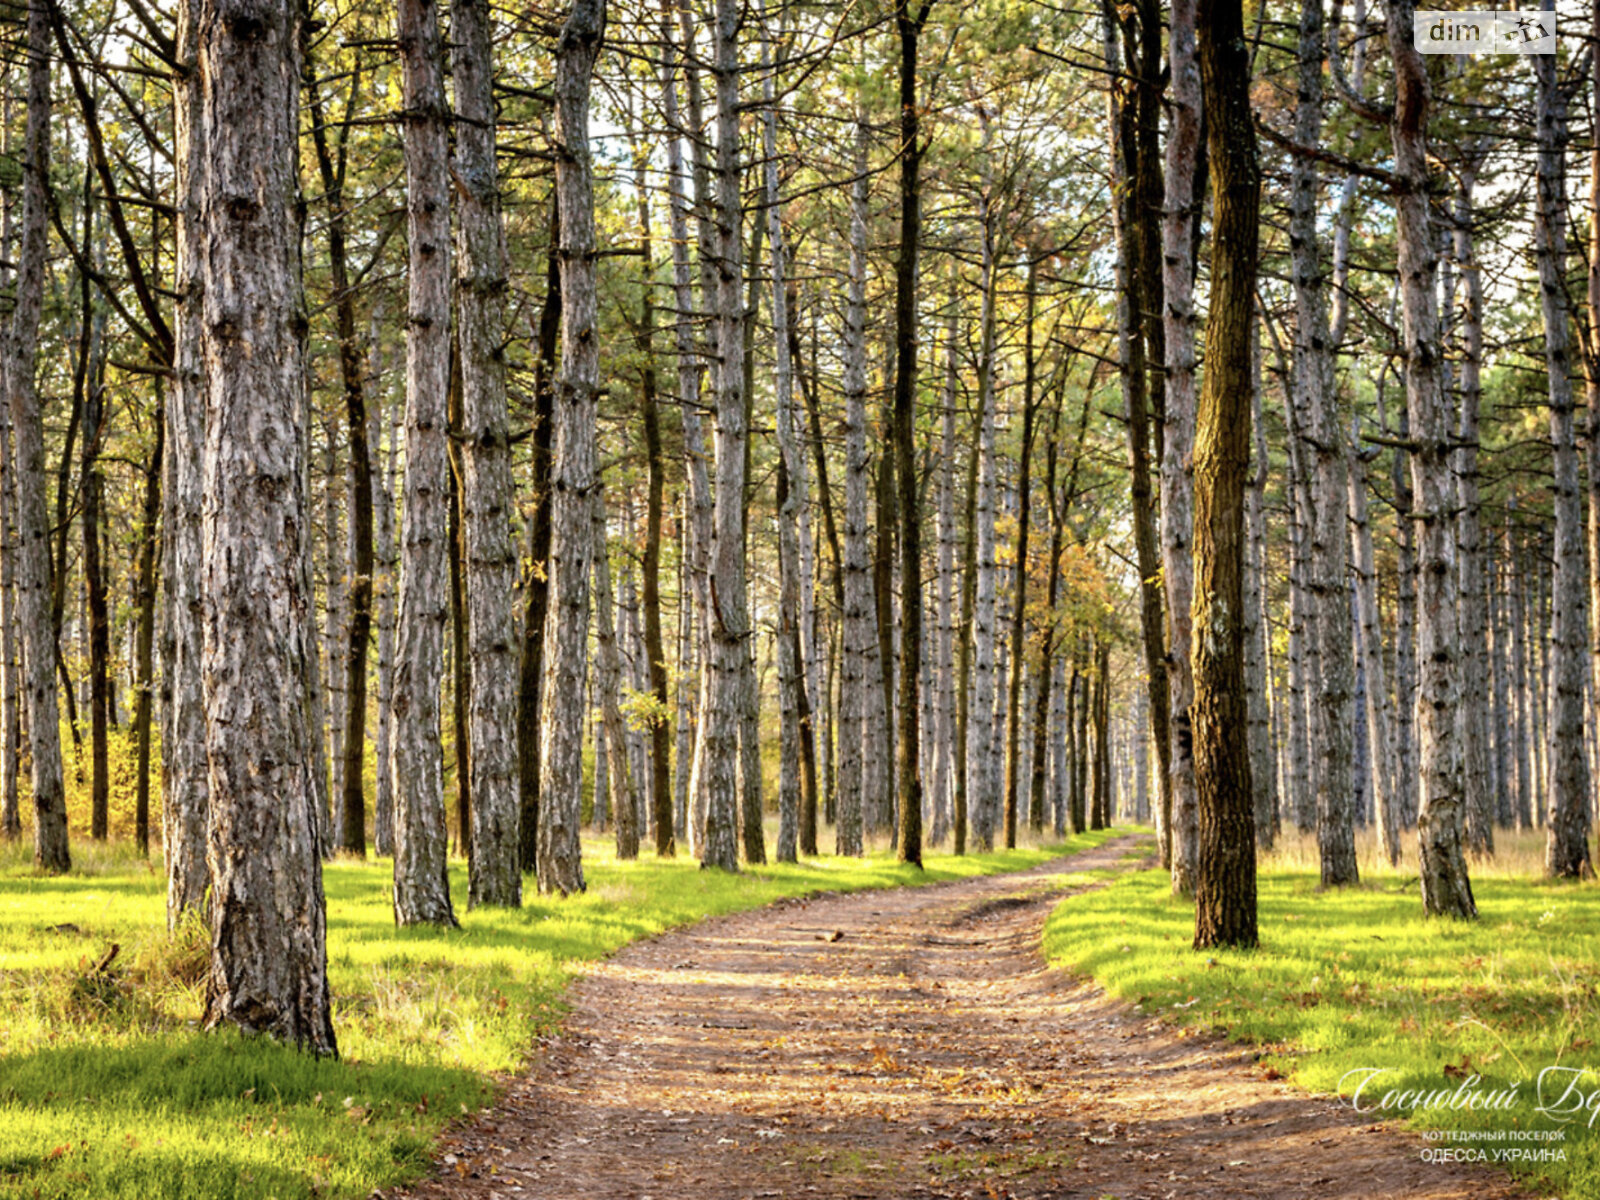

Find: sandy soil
387;834;1539;1199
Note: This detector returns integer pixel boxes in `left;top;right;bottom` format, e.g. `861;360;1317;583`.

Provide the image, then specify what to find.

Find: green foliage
0;830;1112;1199
1044;851;1600;1199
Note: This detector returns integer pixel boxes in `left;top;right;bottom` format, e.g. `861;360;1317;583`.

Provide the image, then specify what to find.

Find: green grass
0;825;1121;1200
1044;834;1600;1198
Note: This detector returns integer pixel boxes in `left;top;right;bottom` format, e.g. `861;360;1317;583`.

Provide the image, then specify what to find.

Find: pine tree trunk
688;0;747;872
1387;0;1475;916
1281;372;1317;833
163;0;209;915
1392;418;1419;827
1091;643;1110;830
1533;22;1591;878
1292;0;1356;886
1245;328;1278;852
132;387;163;856
0;73;14;844
537;0;607;893
197;0;335;1050
305;65;373;860
455;0;520;906
1105;0;1171;866
10;0;67;873
81;254;110;842
1350;445;1399;864
391;0;458;926
966;147;999;853
1587;0;1600;821
1192;0;1259;948
1161;0;1201;893
0;376;17;841
1071;653;1088;833
893;0;929;867
1003;262;1038;851
630;145;674;860
448;396;471;862
592;486;638;858
323;444;347;847
1452;153;1494;858
517;197;559;873
836;117;872;858
931;309;958;846
374;366;397;857
763;30;803;864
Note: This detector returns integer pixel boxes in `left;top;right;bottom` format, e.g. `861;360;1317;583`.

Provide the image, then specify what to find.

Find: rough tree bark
1244;324;1277;851
592;486;638;858
1161;0;1201;894
9;0;68;873
893;0;932;867
1350;441;1400;865
196;0;335;1051
836;117;873;858
966;129;1000;853
1002;260;1038;851
161;0;209;915
538;0;606;893
391;0;457;926
1292;0;1357;887
629;135;674;860
660;10;711;857
455;0;520;906
1452;151;1494;859
1533;15;1591;879
931;306;959;846
1192;0;1259;950
1104;0;1171;867
763;26;803;864
1387;0;1475;916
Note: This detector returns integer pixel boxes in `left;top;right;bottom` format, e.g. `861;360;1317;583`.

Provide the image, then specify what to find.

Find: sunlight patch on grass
0;826;1122;1199
1044;855;1600;1199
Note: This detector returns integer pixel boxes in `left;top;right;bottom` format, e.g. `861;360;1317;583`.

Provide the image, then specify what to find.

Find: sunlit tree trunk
537;0;607;893
162;0;208;915
660;8;712;858
391;0;457;926
1192;0;1259;948
836;118;872;858
1387;0;1475;916
592;486;638;858
1104;0;1170;865
1162;0;1200;893
1003;262;1038;851
9;0;67;873
1533;16;1591;879
197;0;335;1050
455;0;520;906
966;131;999;853
764;28;803;864
1293;0;1356;887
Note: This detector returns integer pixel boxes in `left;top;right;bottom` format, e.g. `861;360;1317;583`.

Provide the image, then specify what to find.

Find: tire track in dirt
390;834;1536;1199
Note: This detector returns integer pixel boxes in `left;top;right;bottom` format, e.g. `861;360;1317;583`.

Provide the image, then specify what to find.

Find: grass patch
0;825;1121;1199
1044;830;1600;1198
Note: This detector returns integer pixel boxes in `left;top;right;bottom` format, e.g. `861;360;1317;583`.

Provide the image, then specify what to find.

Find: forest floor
387;834;1533;1200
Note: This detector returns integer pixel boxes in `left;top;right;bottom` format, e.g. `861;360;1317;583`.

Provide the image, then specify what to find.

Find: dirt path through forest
390;835;1536;1199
